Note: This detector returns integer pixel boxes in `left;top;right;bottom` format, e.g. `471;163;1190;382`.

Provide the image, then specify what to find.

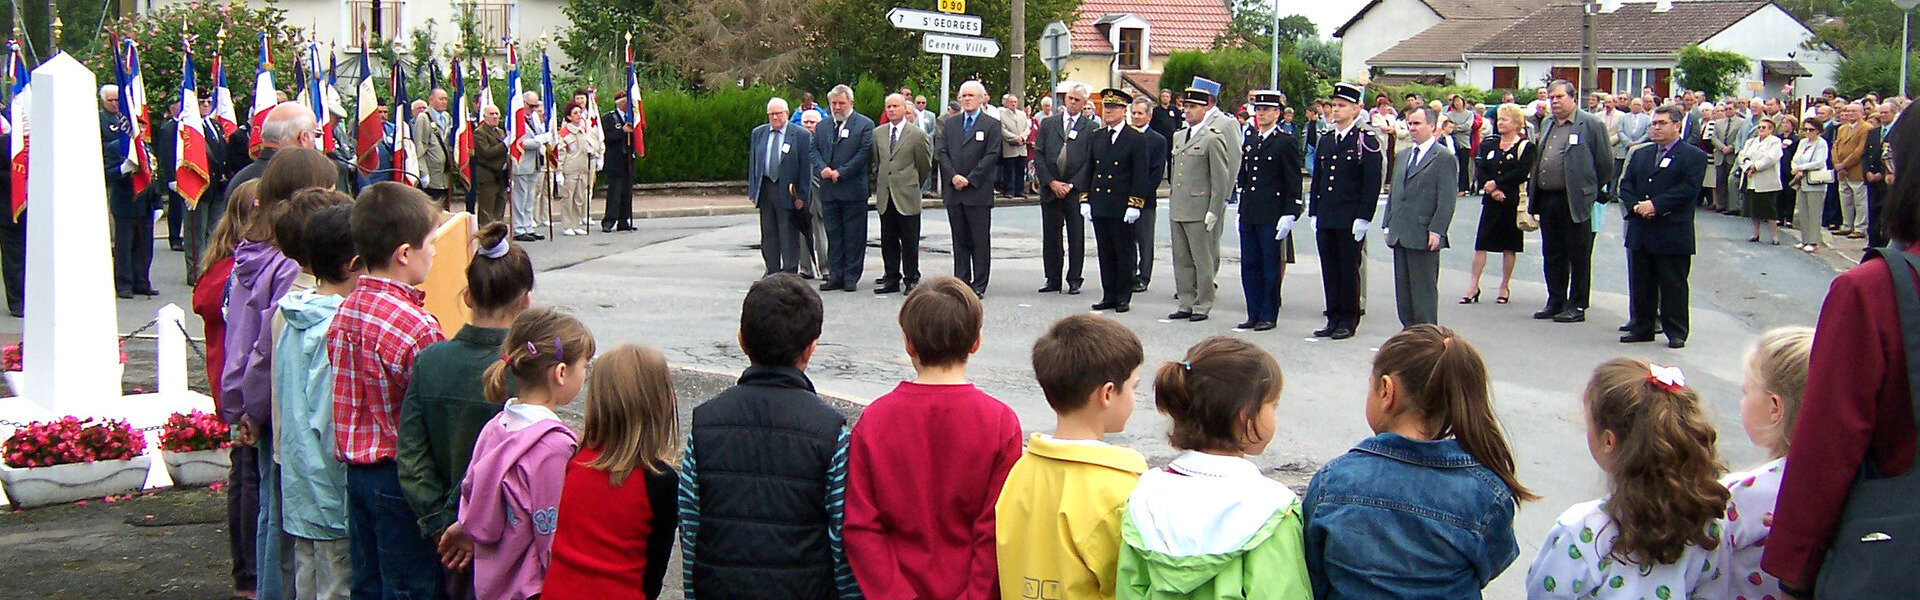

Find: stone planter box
0;455;151;508
162;448;230;488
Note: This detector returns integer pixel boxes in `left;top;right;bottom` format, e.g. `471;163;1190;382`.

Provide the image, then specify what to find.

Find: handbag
1514;186;1540;233
1807;168;1835;184
1816;247;1920;599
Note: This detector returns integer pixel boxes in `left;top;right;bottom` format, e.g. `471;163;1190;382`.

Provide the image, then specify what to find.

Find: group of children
200;147;1820;600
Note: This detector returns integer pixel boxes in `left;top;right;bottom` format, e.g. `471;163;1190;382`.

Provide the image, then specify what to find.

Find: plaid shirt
328;276;445;465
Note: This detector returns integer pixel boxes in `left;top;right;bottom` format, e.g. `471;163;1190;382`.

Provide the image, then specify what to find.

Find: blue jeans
258;440;294;600
347;462;442;600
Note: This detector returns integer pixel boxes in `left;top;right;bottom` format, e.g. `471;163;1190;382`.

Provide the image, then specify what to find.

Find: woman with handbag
1740;117;1786;244
1789;120;1831;253
1462;104;1534;305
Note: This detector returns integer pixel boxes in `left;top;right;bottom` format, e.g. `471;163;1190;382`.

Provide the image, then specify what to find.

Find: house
143;0;566;62
1338;0;1842;99
1333;0;1540;83
1053;0;1232;98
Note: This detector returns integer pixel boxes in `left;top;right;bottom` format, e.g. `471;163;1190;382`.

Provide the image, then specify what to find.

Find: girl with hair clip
1117;336;1310;600
1720;327;1813;600
1525;358;1731;599
1303;324;1534;600
397;221;537;597
458;307;595;600
544;344;682;600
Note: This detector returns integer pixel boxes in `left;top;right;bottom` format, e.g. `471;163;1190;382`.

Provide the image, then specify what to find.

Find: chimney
1599;0;1623;13
1652;0;1673;13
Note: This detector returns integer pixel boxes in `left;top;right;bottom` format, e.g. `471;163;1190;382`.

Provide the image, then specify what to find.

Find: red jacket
543;449;679;600
191;256;234;395
1765;255;1920;588
843;381;1023;600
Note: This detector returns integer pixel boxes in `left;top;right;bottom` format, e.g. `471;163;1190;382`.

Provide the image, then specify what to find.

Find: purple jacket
219;240;300;425
459;401;578;600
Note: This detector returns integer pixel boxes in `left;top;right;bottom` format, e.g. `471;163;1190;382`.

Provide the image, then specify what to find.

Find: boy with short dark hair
276;205;360;598
678;273;861;600
995;314;1147;600
326;182;447;596
844;276;1022;599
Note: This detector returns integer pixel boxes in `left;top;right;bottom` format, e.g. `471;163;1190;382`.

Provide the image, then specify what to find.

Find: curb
669;363;873;408
632;195;1046;220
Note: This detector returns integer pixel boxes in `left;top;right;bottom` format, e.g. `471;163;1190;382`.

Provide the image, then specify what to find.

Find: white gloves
1352;219;1370;242
534;133;553;145
1275;215;1296;240
1080;203;1093;220
119;158;138;175
1123;207;1140;224
1203;211;1217;232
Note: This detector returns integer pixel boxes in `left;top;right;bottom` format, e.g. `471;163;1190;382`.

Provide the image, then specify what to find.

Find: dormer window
1118;27;1144;70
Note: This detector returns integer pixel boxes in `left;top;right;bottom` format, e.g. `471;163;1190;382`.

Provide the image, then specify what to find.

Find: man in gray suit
1529;79;1615;323
1165;77;1241;322
1032;83;1099;294
414;88;453;207
814;84;876;292
937;80;1004;297
1384;106;1457;328
1709;102;1749;213
747;97;813;276
873;93;934;294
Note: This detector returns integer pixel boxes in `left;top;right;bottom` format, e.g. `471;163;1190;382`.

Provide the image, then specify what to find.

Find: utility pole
1898;0;1919;97
1580;0;1596;97
1269;0;1279;89
1011;0;1025;99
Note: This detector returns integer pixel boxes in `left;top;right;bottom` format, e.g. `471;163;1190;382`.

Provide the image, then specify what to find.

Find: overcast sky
1291;0;1371;39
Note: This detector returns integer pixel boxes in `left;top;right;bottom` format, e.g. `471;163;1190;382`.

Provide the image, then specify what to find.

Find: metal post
1904;10;1911;98
1012;0;1025;99
1269;0;1279;90
941;54;951;112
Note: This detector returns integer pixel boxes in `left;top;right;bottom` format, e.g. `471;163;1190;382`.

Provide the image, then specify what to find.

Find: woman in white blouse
1738;117;1784;244
1788;120;1831;253
554;103;604;236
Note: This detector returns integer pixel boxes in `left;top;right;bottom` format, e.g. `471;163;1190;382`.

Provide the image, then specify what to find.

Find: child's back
1120;454;1310;600
1527;499;1728;599
274;289;349;542
461;400;578;600
995;435;1145;600
399;327;510;538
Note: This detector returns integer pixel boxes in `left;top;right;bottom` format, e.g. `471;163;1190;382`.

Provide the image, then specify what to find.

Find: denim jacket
1302;433;1519;600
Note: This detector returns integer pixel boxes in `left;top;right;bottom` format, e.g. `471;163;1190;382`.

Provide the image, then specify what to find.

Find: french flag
449;60;473;186
354;42;381;177
209;55;238;137
117;39;153;194
626;41;645;157
175;49;212;208
506;40;525;162
305;42;330;152
7;41;28;222
389;60;419;184
249;33;275;158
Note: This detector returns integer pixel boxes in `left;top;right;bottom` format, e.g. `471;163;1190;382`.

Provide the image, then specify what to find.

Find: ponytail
1584;357;1729;566
489;307;597;404
1373;325;1536;502
1154;336;1282;453
482;359;514;405
467;222;535;316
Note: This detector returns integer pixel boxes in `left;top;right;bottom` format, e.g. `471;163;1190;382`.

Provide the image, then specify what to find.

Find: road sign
1040;21;1070;72
888;7;983;36
923;33;1000;58
939;0;965;13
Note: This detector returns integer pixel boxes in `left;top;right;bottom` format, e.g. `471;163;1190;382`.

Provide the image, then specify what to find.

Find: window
1492;66;1518;90
347;0;407;42
1613;68;1660;97
464;2;516;48
1117;28;1143;71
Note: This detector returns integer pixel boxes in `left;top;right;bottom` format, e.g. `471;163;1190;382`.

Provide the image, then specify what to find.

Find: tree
649;0;827;88
1162;47;1323;127
1295;36;1340;77
561;0;661;75
1674;45;1751;100
88;2;306;115
1833;44;1920;98
1216;2;1317;51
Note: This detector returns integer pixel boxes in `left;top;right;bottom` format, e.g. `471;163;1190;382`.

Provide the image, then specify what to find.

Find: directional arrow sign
888;7;983;36
923;33;1000;58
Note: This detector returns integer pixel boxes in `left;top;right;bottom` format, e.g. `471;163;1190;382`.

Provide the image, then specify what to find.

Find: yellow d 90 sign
939;0;965;14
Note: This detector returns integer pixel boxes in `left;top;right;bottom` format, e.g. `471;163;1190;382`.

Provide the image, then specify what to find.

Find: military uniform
1236;91;1303;331
1076;89;1154;312
1310;82;1384;339
1166;77;1241;320
102;110;157;298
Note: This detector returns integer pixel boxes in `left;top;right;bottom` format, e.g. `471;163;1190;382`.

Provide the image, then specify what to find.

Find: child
544;344;682;600
1525;358;1731;599
274;205;359;599
678;274;860;600
458;307;594;600
195;178;257;599
398;221;536;595
845;276;1023;600
1118;336;1310;600
327;182;448;597
1722;327;1812;600
1304;324;1534;599
996;314;1147;600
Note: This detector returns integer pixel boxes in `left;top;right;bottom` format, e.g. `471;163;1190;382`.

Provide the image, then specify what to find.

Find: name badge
1487;150;1497;160
1568;133;1580;146
975;130;986;142
1659;157;1672;169
1067;130;1078;140
780;143;790;153
840;128;849;139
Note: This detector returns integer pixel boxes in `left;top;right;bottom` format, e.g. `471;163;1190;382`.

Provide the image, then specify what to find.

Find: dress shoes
875;283;901;294
1188;314;1208;322
1329;326;1355;340
513;233;539;242
1552;308;1587;323
137;288;160;296
616;224;637;231
1115;304;1130;313
1092;302;1118;311
602;224;616;233
1066;283;1082;295
1620;322;1665;335
1313;324;1337;337
1253;321;1276;331
1668;338;1687;349
1235;320;1259;330
1132;281;1148;293
169;241;185;252
1037;284;1062;293
1167;310;1194;320
821;281;843;291
972;287;986;299
1619;333;1655;344
117;290;134;299
1533;306;1562;320
841;282;858;293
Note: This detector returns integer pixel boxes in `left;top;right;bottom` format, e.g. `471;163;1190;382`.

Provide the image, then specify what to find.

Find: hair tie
1441;336;1453;349
499;353;511;363
477;236;511;259
1647;364;1687;391
1180;361;1192;371
553;338;563;362
524;341;537;357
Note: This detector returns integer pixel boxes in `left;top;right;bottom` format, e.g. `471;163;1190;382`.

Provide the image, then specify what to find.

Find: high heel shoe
1496;293;1510;304
1459;290;1481;304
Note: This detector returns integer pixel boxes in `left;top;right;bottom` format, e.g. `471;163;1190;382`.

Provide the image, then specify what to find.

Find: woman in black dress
1464;104;1535;305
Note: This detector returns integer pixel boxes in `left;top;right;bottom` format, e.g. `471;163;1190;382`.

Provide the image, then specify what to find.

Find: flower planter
0;456;151;508
163;448;230;488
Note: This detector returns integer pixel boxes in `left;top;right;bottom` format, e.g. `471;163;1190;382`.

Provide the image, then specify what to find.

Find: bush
159;411;230;453
1367;83;1493;109
632;86;787;183
1834;44;1920;99
1161;48;1325;128
3;417;147;468
1675;45;1752;101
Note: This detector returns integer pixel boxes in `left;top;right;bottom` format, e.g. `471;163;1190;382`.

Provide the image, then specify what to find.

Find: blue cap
1184;77;1221;105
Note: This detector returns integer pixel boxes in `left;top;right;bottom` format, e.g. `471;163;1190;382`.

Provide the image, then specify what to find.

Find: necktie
767;128;782;177
965;113;975;132
891;125;900;147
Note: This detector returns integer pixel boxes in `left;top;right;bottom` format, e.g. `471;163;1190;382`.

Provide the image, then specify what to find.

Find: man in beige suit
1000;94;1031;199
1166;77;1242;322
874;93;935;294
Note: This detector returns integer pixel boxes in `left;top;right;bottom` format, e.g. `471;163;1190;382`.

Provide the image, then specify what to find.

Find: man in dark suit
1383;106;1458;328
1618;104;1707;349
1151;88;1181;172
1032;83;1099;295
1236;90;1302;332
600;91;638;232
1529;79;1615;324
101;84;157;299
1077;89;1153;313
813;84;876;292
1310;82;1384;340
1864;101;1894;248
153;100;186;253
1129;99;1167;292
936;80;1003;297
747;97;813;276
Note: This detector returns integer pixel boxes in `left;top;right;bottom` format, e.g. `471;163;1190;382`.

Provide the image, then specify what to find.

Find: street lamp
1899;0;1920;97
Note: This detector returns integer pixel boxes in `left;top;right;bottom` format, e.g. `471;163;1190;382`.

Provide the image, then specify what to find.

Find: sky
1291;0;1372;39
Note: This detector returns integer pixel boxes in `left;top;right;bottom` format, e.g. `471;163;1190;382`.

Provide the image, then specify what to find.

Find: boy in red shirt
326;182;448;596
844;276;1024;599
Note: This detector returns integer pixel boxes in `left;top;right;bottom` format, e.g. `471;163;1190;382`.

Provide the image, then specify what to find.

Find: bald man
936;80;1004;297
472;105;511;227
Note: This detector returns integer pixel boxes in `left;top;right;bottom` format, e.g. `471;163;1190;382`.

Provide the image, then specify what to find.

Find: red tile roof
1071;0;1232;57
1122;72;1163;96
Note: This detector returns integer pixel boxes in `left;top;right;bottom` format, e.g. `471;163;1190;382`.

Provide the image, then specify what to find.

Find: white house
1332;0;1539;83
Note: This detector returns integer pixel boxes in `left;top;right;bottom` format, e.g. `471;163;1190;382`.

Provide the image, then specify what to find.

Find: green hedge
632;86;787;183
1160;48;1324;129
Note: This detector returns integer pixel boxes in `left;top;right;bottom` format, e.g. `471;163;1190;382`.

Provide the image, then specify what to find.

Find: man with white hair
472;105;511;227
413;88;453;207
101;84;159;300
1032;82;1098;295
936;80;1004;297
232;101;320;190
749;97;813;274
511;91;552;241
814;84;876;292
797;110;829;279
999;93;1031;200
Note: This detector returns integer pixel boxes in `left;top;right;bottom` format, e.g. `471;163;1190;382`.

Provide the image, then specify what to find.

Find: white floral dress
1720;459;1786;600
1525;499;1729;599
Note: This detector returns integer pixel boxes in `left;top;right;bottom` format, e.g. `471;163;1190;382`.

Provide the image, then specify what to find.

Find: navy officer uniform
1077;89;1154;313
1310;82;1384;340
1236;91;1303;332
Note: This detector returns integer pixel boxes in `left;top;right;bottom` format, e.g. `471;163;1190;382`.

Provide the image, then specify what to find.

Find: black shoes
1668;338;1687;349
973;287;986;299
1620;333;1655;343
117;290;134;299
168;241;185;252
1619;322;1665;335
1132;281;1148;293
1313;323;1337;337
1167;311;1194;320
602;224;616;233
1188;314;1208;322
1038;284;1061;293
1092;302;1118;311
821;281;844;291
1533;306;1562;320
876;283;901;294
1066;283;1081;295
1552;308;1587;323
616;224;637;231
1115;304;1130;313
1236;320;1259;329
1330;326;1355;340
1253;322;1275;331
513;233;540;242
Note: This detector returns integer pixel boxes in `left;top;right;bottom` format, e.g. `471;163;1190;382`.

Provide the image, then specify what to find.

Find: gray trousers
1170;219;1222;314
1798;188;1827;245
800;183;829;277
1393;245;1441;327
292;537;351;600
510;171;543;234
759;179;803;275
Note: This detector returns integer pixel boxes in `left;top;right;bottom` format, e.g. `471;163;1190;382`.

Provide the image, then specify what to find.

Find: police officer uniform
1166;77;1241;322
1311;82;1384;340
1236;91;1303;331
1076;89;1154;312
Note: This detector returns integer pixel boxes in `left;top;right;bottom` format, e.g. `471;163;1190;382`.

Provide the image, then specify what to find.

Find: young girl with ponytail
1303;324;1533;599
458;307;595;600
1525;358;1731;599
1116;336;1311;600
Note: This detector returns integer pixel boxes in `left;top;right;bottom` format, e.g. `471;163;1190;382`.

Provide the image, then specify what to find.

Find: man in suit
1618;104;1707;349
511;93;552;241
152;100;185;253
1128;99;1167;293
1864;100;1896;247
1077;89;1153;313
1310;82;1384;340
1708;102;1748;213
1833;102;1870;238
414;88;453;207
937;80;1003;297
798;111;829;280
999;94;1031;199
874;93;934;295
814;84;875;292
100;85;158;300
1237;90;1303;332
472;105;511;228
749;97;812;276
1529;79;1614;324
600;91;638;232
1032;83;1099;295
1166;77;1241;322
1383;106;1457;328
